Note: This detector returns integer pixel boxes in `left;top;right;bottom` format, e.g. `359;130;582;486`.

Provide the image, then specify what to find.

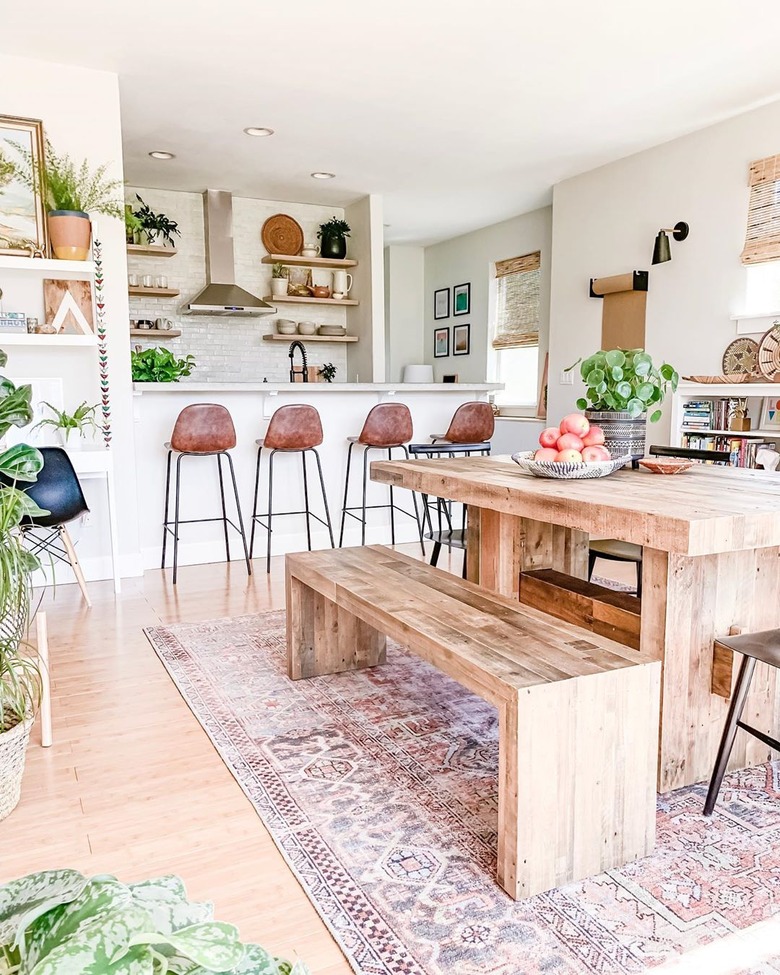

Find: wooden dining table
371;455;780;793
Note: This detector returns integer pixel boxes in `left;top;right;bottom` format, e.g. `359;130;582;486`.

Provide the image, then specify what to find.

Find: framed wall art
0;115;48;256
453;282;471;316
434;287;450;320
434;326;450;358
760;396;780;430
453;322;471;356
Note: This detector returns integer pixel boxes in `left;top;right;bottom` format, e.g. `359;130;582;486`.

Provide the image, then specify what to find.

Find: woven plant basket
0;716;33;821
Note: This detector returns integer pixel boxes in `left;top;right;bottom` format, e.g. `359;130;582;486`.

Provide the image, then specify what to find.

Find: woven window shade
492;251;541;349
742;154;780;265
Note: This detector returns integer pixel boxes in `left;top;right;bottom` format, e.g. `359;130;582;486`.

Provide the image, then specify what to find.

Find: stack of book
681;400;713;431
681;433;775;468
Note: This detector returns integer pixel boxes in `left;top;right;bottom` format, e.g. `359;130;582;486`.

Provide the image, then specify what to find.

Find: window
490;251;541;410
742;154;780;265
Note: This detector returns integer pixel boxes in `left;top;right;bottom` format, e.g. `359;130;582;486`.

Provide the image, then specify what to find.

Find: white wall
423;206;552;383
384;245;425;382
0;54;139;578
345;194;385;382
547;96;780;434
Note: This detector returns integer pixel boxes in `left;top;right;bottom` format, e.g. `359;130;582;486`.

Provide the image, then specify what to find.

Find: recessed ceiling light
149;150;175;160
244;127;274;137
311;172;335;180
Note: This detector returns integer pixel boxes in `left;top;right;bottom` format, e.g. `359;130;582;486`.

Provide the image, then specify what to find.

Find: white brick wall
127;187;349;382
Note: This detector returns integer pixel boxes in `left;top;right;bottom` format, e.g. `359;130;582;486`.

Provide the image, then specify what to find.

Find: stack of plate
318;325;347;337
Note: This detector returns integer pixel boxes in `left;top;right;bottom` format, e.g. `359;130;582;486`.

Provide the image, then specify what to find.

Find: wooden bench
285;545;661;900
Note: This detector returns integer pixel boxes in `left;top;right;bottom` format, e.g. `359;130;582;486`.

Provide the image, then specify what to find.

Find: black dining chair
13;447;92;607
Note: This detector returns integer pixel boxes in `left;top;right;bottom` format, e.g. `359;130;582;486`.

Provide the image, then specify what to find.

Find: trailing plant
568;348;679;422
318;362;337;383
131;347;196;383
0;869;310;975
133;194;180;246
271;262;288;279
317;217;350;240
32;401;100;443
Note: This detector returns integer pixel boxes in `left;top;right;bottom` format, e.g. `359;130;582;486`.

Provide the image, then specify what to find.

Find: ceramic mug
136;319;154;330
155;275;168;289
155;318;173;331
332;270;353;295
142;274;154;288
128;273;139;287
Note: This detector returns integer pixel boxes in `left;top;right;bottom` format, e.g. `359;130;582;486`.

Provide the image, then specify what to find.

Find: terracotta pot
47;210;91;260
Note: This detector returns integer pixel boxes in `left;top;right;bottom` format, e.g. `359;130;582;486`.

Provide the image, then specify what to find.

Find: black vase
320;235;347;260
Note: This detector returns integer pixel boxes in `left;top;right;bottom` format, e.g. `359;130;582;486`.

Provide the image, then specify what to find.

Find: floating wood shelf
127;244;178;258
262;333;358;343
261;254;357;269
130;329;182;338
0;333;97;346
128;286;180;298
263;295;358;307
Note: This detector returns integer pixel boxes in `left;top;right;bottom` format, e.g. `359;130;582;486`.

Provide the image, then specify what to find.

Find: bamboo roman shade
742;154;780;265
492;251;541;349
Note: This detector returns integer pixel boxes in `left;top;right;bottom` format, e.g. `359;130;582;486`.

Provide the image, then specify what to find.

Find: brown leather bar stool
161;404;251;585
250;404;334;573
704;629;780;815
338;402;423;548
431;401;495;447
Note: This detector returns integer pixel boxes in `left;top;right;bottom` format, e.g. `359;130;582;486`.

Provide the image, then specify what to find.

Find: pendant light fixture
652;221;689;264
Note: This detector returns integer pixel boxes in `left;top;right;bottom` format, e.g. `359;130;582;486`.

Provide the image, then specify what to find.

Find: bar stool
338;402;423;548
431;401;495;447
704;629;780;815
161;404;251;585
250;404;334;573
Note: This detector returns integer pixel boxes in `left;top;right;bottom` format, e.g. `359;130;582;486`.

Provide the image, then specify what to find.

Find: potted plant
124;204;143;244
270;262;289;297
0;869;309;973
319;362;337;383
10;139;122;260
0;351;45;821
317;217;350;261
131;347;196;383
32;401;100;448
133;194;180;247
569;348;679;459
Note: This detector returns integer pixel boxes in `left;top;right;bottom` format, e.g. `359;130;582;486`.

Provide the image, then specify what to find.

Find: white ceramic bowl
510;450;632;479
297;321;317;335
276;318;297;334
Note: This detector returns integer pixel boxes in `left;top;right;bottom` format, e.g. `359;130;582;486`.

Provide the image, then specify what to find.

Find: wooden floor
0;545;633;973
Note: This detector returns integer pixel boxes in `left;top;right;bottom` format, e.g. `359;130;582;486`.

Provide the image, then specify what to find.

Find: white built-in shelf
681;427;780;438
127;244;178;258
128;286;180;298
262;333;358;344
263;294;358;307
0;256;95;275
0;333;97;346
261;254;357;269
730;310;780;335
130;328;182;338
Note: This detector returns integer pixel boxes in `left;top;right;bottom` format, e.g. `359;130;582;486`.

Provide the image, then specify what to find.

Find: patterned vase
586;410;646;461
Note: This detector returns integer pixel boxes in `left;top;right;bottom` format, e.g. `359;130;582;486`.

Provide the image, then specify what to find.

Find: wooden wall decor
590;270;648;349
43;279;94;334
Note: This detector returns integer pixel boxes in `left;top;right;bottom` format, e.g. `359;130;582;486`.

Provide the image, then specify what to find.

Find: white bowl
510;450;632;479
297;321;317;335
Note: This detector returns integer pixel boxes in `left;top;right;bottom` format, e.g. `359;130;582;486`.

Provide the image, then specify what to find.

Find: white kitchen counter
134;382;502;393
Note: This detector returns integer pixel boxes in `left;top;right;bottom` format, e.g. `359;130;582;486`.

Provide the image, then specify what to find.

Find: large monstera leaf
0;869;88;949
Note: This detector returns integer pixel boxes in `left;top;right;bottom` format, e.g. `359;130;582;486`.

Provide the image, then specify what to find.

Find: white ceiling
3;0;780;245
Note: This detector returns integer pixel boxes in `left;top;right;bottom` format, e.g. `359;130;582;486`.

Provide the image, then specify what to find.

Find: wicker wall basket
586;410;647;461
0;717;33;821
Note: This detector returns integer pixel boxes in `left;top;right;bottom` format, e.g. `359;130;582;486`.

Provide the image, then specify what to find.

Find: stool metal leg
388;447;396;545
312;448;335;548
224;451;252;577
302;451;312;551
430;541;442;567
161;449;173;569
401;445;425;554
173;453;184;585
361;445;370;546
588;549;598;582
704;654;757;815
338;442;354;547
216;453;231;563
266;450;276;573
249;446;262;559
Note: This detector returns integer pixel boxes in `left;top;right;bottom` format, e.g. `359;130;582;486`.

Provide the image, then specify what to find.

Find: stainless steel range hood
183;190;274;317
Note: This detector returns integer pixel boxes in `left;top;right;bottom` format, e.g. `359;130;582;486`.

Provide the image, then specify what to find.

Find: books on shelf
681;432;775;468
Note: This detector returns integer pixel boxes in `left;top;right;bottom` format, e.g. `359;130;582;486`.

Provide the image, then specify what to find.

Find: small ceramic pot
48;210;91;261
270;278;289;297
301;243;318;257
297;321;317;335
312;285;331;298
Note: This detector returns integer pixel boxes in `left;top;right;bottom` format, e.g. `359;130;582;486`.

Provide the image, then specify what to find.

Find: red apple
560;413;590;438
582;425;605;447
556;448;583;463
556;432;584;452
582;445;611;463
534;447;559;462
539;427;560;449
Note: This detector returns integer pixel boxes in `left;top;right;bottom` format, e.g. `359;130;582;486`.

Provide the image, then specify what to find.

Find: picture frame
0;115;48;257
453;282;471;316
760;395;780;430
442;374;458;383
434;326;450;358
453;322;471;356
433;288;450;320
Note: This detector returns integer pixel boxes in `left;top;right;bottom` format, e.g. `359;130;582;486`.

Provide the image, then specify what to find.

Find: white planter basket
0;716;33;821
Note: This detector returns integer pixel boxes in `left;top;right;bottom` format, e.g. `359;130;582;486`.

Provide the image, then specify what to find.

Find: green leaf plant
0;870;310;975
567;348;679;423
32;402;100;444
131;348;196;384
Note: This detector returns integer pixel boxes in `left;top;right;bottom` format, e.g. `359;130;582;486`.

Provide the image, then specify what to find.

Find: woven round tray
757;323;780;380
722;337;759;377
510;451;632;480
261;214;304;256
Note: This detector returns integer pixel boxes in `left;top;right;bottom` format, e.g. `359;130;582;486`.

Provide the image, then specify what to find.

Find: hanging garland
92;237;112;447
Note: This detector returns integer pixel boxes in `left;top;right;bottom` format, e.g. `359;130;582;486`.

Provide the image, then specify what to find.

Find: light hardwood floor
0;544;633;973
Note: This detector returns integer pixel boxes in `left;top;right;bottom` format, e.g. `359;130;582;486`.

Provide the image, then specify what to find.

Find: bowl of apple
511;414;632;479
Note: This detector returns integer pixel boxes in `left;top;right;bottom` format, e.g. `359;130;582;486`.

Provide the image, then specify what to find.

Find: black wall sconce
652;221;689;264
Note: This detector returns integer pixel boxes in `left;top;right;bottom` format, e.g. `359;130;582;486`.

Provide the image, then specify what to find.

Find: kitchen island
133;382;501;569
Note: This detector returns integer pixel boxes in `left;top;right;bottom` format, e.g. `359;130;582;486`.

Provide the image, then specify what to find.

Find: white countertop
134;382;503;394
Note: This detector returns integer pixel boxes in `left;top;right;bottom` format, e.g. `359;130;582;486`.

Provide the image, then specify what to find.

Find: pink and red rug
146;610;780;975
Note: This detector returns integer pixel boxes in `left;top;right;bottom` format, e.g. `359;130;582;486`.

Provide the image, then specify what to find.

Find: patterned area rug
146;612;780;975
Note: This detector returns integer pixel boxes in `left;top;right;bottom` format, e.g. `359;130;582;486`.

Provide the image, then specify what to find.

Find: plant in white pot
32;400;100;449
570;348;679;459
270;262;289;297
0;352;45;821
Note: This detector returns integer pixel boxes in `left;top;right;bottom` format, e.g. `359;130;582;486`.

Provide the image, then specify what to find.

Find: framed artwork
434;326;450;358
760;396;780;430
453;282;471;316
434;288;450;320
442;374;458;383
453;322;471;356
0;116;48;256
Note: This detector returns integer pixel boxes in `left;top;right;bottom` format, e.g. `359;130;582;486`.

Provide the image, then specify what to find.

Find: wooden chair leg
704;654;756;815
60;527;92;609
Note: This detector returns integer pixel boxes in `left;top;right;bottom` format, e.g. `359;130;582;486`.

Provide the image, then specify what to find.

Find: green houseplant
131;347;196;383
133;194;180;247
317;217;350;261
124;204;143;244
318;362;337;383
270;262;289;297
0;869;310;974
32;401;100;447
569;348;679;459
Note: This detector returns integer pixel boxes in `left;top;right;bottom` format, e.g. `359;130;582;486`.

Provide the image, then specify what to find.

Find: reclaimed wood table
371;456;780;792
